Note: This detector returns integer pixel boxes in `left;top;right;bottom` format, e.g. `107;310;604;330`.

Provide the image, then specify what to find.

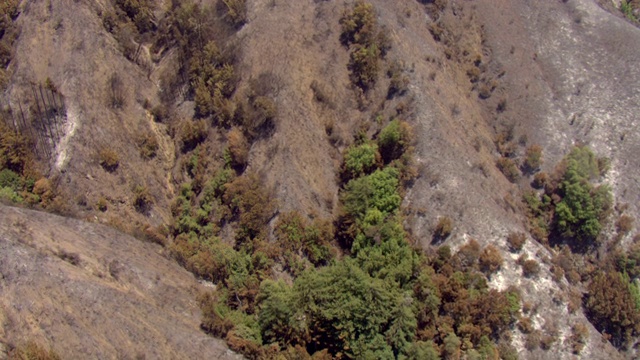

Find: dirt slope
0;204;241;359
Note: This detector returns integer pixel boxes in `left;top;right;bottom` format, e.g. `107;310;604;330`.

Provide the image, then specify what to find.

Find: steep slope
0;204;241;359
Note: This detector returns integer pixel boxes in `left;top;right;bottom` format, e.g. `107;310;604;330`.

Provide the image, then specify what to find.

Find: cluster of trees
340;0;390;91
0;0;18;90
523;146;612;250
0;121;55;207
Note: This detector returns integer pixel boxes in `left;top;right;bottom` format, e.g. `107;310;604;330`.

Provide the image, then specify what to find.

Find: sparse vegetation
8;341;61;360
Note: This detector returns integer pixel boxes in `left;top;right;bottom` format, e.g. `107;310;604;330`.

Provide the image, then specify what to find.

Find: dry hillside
1;0;640;358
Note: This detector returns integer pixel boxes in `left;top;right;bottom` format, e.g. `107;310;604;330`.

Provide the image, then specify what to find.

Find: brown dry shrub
8;341;61;360
616;214;634;235
223;173;275;242
506;232;526;252
136;132;159;159
519;256;540;278
570;323;589;354
434;216;453;240
518;316;534;334
178;119;208;152
107;72;126;108
98;147;120;172
133;185;153;214
532;172;550;189
222;0;247;27
479;244;503;274
227;127;249;170
33;178;54;206
525;330;541;351
524;144;543;172
497;157;520;183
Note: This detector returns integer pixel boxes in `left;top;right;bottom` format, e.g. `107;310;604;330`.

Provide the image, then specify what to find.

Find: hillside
1;0;640;359
0;205;241;359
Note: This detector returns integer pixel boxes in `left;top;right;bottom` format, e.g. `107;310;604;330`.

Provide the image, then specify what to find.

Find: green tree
343;142;380;180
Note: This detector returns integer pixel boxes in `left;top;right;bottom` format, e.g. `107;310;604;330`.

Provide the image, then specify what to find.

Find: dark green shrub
341;167;401;220
0;168;21;191
555;148;612;242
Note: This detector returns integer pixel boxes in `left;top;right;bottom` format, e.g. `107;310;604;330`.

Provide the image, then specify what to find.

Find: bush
340;0;377;47
98;147;120;172
348;44;380;91
434;216;453;240
585;271;640;348
616;214;634;235
506;232;526;252
342;142;379;181
479;245;503;274
387;61;409;98
570;323;588;354
178;119;208;152
0;168;21;191
8;341;61;360
227;127;249;170
96;197;108;212
107;72;126;109
133;185;153;214
340;1;387;91
377;119;413;164
136;132;158;159
532;172;549;189
521;258;540;278
223;173;276;241
523;144;543;172
555;147;612;242
497;157;520;183
222;0;247;27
